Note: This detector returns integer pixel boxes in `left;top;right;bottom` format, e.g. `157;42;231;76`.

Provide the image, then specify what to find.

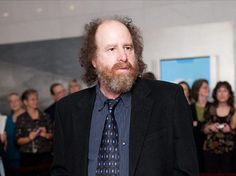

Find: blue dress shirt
88;85;131;176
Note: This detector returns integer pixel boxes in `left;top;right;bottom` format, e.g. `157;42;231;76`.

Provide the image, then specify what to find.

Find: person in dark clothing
51;16;198;176
190;79;210;172
44;83;66;122
203;81;236;173
16;89;53;176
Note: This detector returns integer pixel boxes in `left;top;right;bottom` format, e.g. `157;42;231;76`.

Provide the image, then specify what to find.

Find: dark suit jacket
190;102;210;172
51;79;199;176
44;102;57;122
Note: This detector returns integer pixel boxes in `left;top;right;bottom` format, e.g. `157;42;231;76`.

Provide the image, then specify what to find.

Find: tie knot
106;98;120;113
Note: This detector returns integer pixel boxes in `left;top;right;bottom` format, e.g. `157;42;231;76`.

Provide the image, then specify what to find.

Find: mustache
112;62;132;70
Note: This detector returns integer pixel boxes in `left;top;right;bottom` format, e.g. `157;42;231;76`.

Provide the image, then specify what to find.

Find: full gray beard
97;65;139;94
100;73;137;94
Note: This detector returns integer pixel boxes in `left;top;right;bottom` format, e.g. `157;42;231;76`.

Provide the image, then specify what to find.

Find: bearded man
51;16;198;176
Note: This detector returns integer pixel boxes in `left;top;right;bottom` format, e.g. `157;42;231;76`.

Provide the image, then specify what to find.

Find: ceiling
0;1;194;24
1;0;236;44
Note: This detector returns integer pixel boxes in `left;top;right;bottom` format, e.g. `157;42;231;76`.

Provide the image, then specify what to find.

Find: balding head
79;16;146;86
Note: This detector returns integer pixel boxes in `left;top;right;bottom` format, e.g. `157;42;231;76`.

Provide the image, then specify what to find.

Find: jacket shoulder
139;79;181;93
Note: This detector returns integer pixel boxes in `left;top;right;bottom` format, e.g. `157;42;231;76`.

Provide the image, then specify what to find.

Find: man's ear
92;59;97;68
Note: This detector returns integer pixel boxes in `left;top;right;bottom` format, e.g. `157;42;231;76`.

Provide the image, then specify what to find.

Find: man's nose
118;49;128;62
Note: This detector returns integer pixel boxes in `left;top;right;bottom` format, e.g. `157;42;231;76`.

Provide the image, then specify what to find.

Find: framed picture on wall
160;56;218;87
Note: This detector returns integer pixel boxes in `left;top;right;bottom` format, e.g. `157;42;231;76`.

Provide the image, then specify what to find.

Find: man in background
44;83;66;122
68;79;81;94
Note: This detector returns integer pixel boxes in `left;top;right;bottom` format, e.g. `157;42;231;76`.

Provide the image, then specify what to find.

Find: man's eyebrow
106;44;117;47
104;43;133;49
104;44;117;49
124;43;133;46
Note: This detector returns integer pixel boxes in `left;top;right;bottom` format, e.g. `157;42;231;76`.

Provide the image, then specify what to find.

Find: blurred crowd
178;79;236;173
140;72;236;173
0;79;81;176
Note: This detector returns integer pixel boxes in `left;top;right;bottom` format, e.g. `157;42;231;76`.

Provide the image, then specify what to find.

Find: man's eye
108;48;115;51
125;46;132;50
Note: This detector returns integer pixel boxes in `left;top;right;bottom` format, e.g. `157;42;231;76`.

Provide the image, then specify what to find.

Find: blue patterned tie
96;98;120;176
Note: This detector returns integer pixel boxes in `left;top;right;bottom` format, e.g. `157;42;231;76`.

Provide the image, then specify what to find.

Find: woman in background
203;81;236;173
5;93;25;175
15;89;53;175
190;79;210;172
178;81;191;104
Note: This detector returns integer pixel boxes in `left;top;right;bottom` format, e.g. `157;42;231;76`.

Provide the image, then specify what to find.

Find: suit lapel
72;87;96;176
70;81;153;175
129;79;154;176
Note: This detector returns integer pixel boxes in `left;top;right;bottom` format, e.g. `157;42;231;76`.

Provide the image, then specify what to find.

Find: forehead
28;93;38;98
201;82;208;87
218;85;228;90
9;94;19;100
95;20;132;44
54;85;64;91
69;81;78;85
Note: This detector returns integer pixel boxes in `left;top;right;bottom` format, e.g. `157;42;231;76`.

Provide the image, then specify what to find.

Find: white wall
143;22;235;90
1;1;236;90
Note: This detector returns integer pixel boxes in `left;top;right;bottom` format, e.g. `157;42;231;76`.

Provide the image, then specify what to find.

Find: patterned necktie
96;98;120;176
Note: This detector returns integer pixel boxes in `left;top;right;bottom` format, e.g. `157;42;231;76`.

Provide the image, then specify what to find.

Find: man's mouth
113;63;131;70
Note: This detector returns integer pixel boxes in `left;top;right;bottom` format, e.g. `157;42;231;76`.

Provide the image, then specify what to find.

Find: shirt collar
95;84;131;109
